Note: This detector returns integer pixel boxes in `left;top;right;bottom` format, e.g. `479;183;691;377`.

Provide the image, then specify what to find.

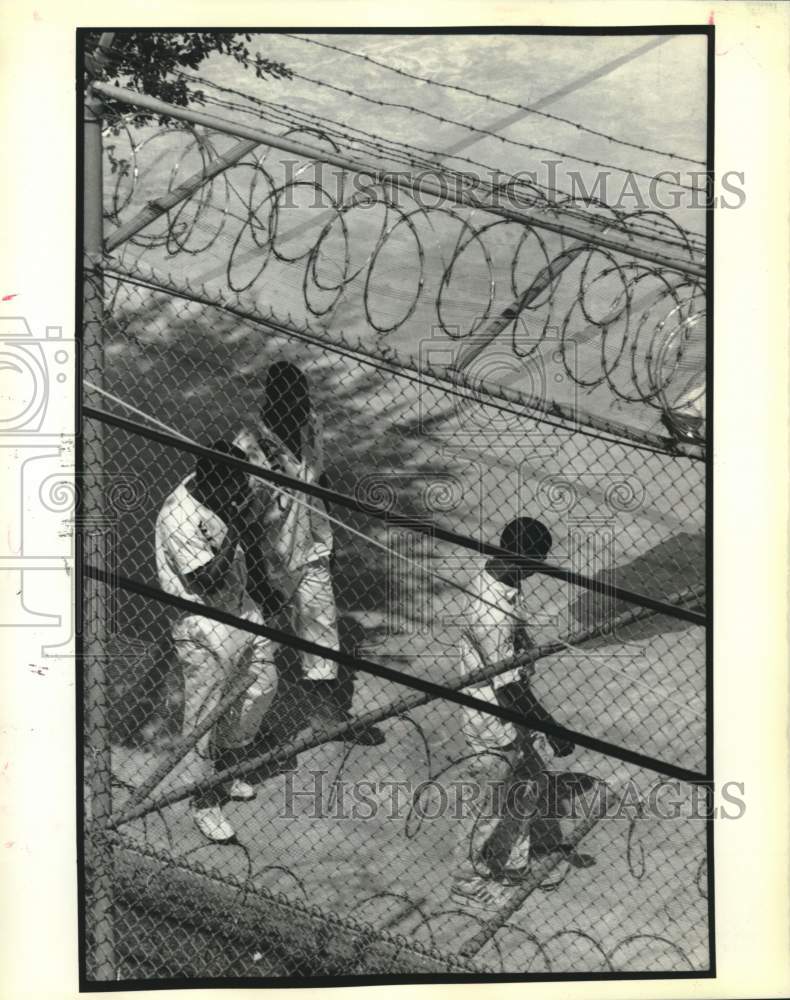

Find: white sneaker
228;778;256;801
450;876;514;913
192;804;236;843
531;731;555;763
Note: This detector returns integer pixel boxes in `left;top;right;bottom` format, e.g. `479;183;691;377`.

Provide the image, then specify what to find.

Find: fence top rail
90;81;706;280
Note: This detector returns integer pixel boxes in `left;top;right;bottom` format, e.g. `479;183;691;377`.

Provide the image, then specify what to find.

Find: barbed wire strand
185;65;705;193
105;833;490;974
185;86;706;251
167;76;706;250
280;33;707;168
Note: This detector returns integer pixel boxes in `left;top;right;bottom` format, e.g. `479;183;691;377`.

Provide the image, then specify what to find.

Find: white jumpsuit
155;475;278;786
455;568;534;878
234;411;339;682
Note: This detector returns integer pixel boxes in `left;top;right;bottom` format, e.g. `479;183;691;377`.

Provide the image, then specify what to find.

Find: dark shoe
303;681;348;741
450;876;514;912
661;410;705;444
249;754;298;785
496;866;530;886
531;840;596;868
344;719;386;746
240;735;298;784
213;743;295;796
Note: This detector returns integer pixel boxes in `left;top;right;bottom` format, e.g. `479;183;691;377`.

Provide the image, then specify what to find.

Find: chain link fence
81;83;709;983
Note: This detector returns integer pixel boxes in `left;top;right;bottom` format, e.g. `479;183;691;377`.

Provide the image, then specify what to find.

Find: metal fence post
83;82;115;980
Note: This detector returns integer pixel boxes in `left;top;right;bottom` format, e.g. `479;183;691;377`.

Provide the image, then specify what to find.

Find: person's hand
275;445;303;480
234;426;258;455
217;483;251;537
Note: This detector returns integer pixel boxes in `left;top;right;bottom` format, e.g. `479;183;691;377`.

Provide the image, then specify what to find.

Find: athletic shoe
536;858;572;890
228;778;256;801
494;859;570;890
192;804;236;843
530;731;555;763
566;851;596;869
450;876;514;913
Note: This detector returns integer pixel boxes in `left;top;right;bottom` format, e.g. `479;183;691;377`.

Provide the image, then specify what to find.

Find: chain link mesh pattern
82;97;708;982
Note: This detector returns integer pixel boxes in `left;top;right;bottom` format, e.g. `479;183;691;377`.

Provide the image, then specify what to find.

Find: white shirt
155;474;247;614
459;568;526;750
459;569;521;680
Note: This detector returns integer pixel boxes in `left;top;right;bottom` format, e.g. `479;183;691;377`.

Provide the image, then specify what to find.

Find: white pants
172;594;278;787
456;652;527;879
453;748;532;881
455;655;558;880
459;637;521;753
284;558;339;682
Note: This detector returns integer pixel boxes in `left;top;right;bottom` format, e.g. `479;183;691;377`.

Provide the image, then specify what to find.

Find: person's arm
181;518;241;598
235;424;278;505
242;538;285;615
236;496;284;613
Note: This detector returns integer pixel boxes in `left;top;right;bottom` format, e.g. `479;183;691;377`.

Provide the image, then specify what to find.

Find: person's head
489;516;553;587
262;360;311;431
193;440;249;517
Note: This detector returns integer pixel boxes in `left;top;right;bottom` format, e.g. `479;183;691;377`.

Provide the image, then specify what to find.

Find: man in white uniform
156;441;278;842
234;361;383;745
451;517;577;910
